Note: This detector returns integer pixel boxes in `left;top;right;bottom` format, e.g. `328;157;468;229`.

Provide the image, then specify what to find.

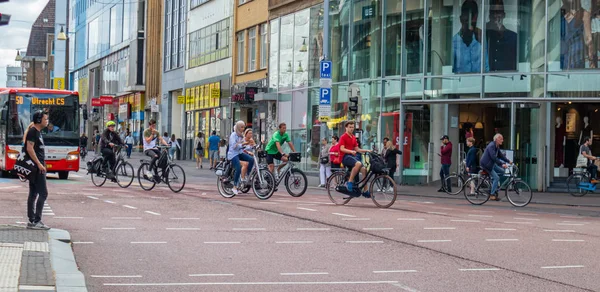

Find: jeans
319;164;332;185
231;153;254;186
440;164;451;192
27;172;48;223
169;146;177;160
126;144;133;158
588;164;598;180
489;164;506;195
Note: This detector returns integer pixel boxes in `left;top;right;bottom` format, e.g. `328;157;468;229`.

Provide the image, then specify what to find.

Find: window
248;27;257;71
237;31;245;73
188;18;231;68
191;0;211;9
260;23;267;69
164;0;186;71
239;0;248;5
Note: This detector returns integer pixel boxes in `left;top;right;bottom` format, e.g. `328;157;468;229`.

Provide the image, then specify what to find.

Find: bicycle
442;160;468;195
270;152;308;197
566;168;597;197
137;146;186;193
463;164;532;207
80;146;88;160
87;145;135;188
325;152;398;208
215;144;275;200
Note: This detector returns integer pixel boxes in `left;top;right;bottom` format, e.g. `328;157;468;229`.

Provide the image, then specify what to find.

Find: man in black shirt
99;121;125;177
25;110;50;230
486;0;517;71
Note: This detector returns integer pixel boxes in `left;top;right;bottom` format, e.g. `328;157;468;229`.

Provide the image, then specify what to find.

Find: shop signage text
91;98;101;106
100;96;114;105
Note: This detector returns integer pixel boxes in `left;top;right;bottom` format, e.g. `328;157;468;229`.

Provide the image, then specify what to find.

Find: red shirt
339;132;358;160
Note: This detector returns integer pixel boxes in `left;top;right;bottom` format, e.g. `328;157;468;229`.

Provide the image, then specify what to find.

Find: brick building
23;0;55;89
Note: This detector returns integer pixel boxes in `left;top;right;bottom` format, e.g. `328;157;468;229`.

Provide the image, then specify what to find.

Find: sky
0;0;49;88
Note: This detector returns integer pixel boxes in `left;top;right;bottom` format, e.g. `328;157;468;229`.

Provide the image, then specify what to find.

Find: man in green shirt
265;123;296;174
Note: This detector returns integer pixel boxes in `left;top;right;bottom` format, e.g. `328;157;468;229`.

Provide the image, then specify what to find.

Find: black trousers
145;149;161;172
27;171;48;223
101;148;115;171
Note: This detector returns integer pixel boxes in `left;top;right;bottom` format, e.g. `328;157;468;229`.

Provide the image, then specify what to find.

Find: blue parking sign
319;88;331;105
320;61;332;79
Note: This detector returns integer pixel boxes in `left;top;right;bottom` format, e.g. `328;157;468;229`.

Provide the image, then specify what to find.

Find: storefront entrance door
515;103;540;189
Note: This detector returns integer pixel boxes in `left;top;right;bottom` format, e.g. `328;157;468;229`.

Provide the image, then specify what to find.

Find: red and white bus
0;88;80;179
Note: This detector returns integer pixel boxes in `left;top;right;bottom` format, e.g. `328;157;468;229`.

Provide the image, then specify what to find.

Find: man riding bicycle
340;121;372;198
143;119;168;181
480;133;512;201
80;133;88;156
265;123;296;176
99;121;126;178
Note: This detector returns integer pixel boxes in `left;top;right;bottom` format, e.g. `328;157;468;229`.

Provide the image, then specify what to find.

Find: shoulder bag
14;149;37;181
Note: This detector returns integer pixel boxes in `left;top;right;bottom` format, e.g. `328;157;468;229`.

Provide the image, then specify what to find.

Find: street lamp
57;25;67;41
15;49;22;61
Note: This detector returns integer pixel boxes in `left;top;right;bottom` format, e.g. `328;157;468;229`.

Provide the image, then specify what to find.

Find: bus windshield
7;93;80;146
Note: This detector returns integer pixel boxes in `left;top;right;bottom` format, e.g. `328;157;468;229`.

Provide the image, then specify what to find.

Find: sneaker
146;170;153;178
154;175;162;183
591;179;599;184
31;221;50;230
362;191;371;198
318;184;324;188
387;187;395;192
232;187;239;195
346;182;354;192
437;188;445;192
26;222;34;229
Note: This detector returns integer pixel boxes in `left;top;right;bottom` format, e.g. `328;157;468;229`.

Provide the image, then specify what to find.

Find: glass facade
269;0;600;190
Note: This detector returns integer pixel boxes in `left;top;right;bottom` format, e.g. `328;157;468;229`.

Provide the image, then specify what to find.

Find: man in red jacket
438;135;453;192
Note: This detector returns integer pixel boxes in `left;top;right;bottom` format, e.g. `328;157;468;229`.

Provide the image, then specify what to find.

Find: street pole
322;0;330;61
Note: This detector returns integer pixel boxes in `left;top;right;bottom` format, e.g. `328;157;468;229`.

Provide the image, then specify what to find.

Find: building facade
5;66;23;88
23;0;55;90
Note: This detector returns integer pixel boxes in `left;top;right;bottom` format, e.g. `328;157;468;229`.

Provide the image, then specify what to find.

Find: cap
440;135;449;140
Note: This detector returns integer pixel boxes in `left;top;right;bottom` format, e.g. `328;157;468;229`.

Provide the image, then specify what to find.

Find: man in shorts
339;121;371;197
208;131;221;169
265;123;296;175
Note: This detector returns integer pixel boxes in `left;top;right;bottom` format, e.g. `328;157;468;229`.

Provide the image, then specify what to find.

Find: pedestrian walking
383;139;402;182
93;130;101;152
208;131;220;169
169;134;181;159
124;131;134;158
329;135;341;169
25;111;51;230
318;138;332;187
219;139;227;161
438;135;453;192
195;132;204;169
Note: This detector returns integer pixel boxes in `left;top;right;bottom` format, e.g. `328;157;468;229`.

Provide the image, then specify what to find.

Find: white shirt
124;136;134;144
143;130;157;151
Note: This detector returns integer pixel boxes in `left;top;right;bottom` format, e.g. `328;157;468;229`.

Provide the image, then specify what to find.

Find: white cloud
0;0;50;87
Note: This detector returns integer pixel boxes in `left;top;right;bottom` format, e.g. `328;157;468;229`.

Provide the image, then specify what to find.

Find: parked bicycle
137;146;186;193
567;168;597;197
270;152;308;197
87;145;134;188
442;159;468;195
326;152;397;208
463;164;532;207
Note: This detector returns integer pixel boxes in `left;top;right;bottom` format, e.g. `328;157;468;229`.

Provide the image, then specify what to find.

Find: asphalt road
1;162;599;292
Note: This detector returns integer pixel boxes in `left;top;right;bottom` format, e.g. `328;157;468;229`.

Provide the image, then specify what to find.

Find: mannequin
555;117;566;167
579;116;593;145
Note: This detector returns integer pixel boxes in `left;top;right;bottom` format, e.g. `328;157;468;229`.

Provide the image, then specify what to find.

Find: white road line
72;242;94;244
544;230;575;233
91;275;142;278
111;217;142;220
459;268;501;271
450;220;480;223
342;218;370;221
485;228;516;231
123;205;138;209
468;214;493;218
372;270;417;274
166;228;201;231
18;286;54;291
42;213;55;216
102;228;136;230
513;217;540;221
170;218;200;220
516;213;538;216
427;212;447;215
52;217;83;219
145;211;161;216
228;218;257;221
275;241;314;244
130;242;167;244
541;265;584;269
297;207;317;212
189;274;234;277
424;227;456;230
332;213;356;218
561;221;590;224
232;228;266;231
280;272;328;276
150;197;169;200
102;281;401;287
204;242;241;244
504;222;532;224
259;202;279;205
557;223;585;226
362;228;394;231
417;240;451;243
559;215;584;219
0;216;22;219
201;192;207;196
296;228;330;231
485;239;519;242
398;218;425;221
87;196;100;200
552;239;585;242
392;283;421;292
104;200;116;204
345;241;384;244
0;186;20;190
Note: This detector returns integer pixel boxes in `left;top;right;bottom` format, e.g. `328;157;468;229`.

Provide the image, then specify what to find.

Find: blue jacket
480;141;509;171
465;146;479;173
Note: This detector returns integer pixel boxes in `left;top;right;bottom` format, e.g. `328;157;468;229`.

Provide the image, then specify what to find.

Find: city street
0;157;599;291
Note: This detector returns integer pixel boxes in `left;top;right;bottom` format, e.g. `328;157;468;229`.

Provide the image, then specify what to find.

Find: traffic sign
320;61;332;79
319;88;331;105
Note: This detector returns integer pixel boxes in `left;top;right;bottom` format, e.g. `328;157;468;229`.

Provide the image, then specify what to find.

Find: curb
48;229;88;292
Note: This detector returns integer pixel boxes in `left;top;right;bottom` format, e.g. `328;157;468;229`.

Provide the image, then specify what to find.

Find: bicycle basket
257;150;267;159
289;152;301;162
369;153;387;174
87;157;103;174
157;151;169;169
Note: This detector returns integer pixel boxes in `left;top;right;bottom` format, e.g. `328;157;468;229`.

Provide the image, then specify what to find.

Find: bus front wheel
58;171;69;180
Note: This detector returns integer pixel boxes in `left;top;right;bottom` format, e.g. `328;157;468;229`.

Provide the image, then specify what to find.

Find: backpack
330;143;342;165
369;154;387;174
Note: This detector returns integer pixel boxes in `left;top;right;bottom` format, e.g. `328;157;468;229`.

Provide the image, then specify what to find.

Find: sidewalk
0;225;86;292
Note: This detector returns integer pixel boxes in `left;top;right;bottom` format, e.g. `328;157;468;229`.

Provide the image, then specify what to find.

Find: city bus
0;88;80;179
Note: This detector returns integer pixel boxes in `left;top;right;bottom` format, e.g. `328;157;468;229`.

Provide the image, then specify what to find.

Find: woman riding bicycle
240;128;257;182
228;121;254;195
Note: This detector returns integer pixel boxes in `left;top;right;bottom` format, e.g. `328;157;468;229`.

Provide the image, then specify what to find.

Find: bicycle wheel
91;172;106;187
443;174;464;195
217;177;236;198
115;162;135;188
137;162;156;191
369;175;397;208
252;169;275;200
505;180;532;207
326;172;352;205
463;177;491;205
166;164;186;193
285;169;308;197
567;174;590;197
240;184;251;193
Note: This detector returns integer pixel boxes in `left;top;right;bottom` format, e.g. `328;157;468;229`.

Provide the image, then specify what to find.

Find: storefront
231;79;275;142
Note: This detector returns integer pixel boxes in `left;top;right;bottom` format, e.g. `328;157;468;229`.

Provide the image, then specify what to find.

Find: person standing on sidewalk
124;131;134;158
195;132;204;169
383;140;402;182
318;138;332;187
25;111;50;230
169;134;181;160
438;135;453;192
208;131;220;169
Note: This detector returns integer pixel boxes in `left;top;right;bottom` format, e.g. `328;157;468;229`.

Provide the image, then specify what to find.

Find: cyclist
99;121;126;178
79;133;88;157
228;120;254;195
143;119;169;181
339;121;372;197
579;136;599;183
480;133;512;201
265;123;296;176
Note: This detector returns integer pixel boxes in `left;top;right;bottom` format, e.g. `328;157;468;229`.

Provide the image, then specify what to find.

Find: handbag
14;151;37;181
320;156;329;164
576;154;588;168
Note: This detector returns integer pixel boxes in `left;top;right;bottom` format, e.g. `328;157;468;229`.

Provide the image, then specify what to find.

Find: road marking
87;196;100;200
145;211;161;216
166;228;201;231
504;222;532;224
228;218;257;221
0;216;22;219
102;228;136;230
260;202;279;205
201;192;207;196
123;205;138;209
557;223;585;226
541;265;584;269
398;218;425;221
297;207;317;212
104;200;116;204
559;215;584;219
170;218;200;220
485;228;516;231
345;241;384;244
450;220;480;223
417;240;451;243
342;218;370;221
72;242;94;244
372;270;417;274
204;242;241;244
424;227;456;230
18;286;54;291
42;213;55;216
103;281;401;287
362;228;394;231
112;217;142;220
427;212;447;215
91;275;142;278
150;197;169;200
232;228;266;231
280;272;328;276
561;221;590;224
468;214;493;218
189;274;234;277
392;283;421;292
485;239;519;242
551;239;585;242
53;217;84;219
296;228;330;231
276;241;313;244
332;213;356;218
513;217;540;221
459;268;501;271
0;186;20;190
516;213;538;216
544;230;575;233
131;242;167;244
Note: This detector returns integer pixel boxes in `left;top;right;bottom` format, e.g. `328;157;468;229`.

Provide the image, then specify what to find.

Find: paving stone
0;227;47;244
22;243;48;253
0;246;23;290
19;252;53;287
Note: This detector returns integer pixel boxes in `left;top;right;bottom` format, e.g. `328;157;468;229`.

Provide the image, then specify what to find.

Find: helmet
106;121;116;127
